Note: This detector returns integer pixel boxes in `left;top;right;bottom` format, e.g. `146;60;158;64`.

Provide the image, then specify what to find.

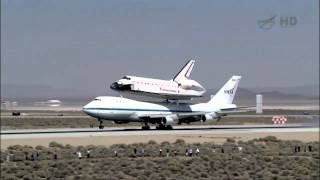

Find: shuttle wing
137;111;208;119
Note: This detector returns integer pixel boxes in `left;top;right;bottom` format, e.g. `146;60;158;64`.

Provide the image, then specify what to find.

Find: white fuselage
83;96;222;122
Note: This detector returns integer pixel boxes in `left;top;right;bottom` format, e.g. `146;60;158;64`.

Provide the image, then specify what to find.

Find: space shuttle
110;59;206;100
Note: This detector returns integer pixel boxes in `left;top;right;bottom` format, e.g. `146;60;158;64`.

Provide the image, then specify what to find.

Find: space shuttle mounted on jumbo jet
110;59;206;100
83;75;242;130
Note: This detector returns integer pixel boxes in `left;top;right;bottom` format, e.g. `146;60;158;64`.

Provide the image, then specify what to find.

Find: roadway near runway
1;124;318;149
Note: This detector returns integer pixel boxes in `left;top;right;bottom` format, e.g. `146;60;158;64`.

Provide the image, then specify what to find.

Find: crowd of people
4;144;315;162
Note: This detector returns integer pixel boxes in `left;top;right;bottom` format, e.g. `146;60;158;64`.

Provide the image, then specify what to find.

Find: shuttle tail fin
208;75;242;106
173;59;195;83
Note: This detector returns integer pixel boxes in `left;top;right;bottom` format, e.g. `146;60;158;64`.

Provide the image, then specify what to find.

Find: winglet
173;59;195;82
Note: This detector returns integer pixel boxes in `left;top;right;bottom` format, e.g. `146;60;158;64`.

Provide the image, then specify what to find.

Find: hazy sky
1;0;319;94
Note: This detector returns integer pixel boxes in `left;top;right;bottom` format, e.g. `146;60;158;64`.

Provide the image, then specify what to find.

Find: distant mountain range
1;83;318;101
1;84;93;101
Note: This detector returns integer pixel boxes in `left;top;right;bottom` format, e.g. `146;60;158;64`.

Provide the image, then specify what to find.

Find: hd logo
224;87;235;94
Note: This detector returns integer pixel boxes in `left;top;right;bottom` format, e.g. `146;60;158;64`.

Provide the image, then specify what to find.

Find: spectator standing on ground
31;154;35;161
185;149;188;156
36;152;39;160
166;149;169;157
159;148;163;156
54;153;58;160
134;148;137;155
141;149;145;157
77;151;82;159
87;150;91;158
114;150;118;157
196;147;200;156
188;148;193;157
174;150;177;156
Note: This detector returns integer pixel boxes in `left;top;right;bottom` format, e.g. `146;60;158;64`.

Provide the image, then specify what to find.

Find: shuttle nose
110;82;119;90
110;82;132;91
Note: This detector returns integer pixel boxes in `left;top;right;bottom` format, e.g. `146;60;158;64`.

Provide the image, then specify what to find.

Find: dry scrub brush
1;137;319;179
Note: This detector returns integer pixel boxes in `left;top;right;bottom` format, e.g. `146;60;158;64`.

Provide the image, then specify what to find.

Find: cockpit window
122;76;131;80
94;98;101;101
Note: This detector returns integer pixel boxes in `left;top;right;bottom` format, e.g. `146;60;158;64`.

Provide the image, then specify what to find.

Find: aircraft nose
82;107;89;114
82;102;94;115
82;105;91;115
82;106;99;118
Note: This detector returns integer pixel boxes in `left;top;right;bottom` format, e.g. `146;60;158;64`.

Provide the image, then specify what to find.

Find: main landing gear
141;122;150;130
98;119;104;129
156;124;173;130
141;122;173;130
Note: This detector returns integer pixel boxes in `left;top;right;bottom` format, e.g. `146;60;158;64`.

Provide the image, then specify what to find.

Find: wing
136;111;210;120
217;106;255;116
137;107;254;120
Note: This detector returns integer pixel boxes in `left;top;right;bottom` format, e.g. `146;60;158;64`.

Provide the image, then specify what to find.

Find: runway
1;124;318;149
2;114;318;119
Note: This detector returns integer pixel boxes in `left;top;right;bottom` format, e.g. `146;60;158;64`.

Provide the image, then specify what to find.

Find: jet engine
201;112;217;122
163;115;179;125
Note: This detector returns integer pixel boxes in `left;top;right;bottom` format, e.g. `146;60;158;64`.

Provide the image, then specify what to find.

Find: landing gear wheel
156;124;165;130
142;125;150;130
142;123;150;130
98;119;104;129
156;124;172;130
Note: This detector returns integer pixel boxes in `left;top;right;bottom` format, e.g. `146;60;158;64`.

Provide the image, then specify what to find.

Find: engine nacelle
164;115;179;125
202;112;217;122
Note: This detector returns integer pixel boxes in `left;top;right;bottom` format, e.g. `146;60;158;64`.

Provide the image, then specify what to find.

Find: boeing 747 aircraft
83;75;242;130
110;59;206;100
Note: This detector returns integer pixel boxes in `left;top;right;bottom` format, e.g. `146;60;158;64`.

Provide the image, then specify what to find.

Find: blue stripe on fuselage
83;107;197;113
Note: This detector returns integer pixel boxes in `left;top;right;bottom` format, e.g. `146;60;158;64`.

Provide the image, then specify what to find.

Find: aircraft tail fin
173;59;195;83
208;75;242;105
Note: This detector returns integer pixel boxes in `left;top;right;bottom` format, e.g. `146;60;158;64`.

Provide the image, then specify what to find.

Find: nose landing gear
98;119;104;129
